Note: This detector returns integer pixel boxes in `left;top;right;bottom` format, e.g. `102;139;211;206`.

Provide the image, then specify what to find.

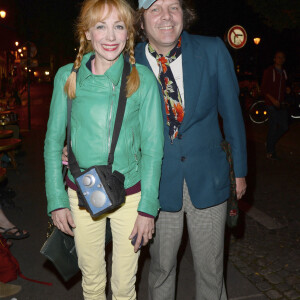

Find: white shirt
145;44;185;108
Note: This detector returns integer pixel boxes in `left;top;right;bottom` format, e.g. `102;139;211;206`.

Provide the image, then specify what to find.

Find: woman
44;0;164;298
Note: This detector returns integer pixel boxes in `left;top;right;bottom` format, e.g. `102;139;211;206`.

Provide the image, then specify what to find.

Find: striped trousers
148;181;228;300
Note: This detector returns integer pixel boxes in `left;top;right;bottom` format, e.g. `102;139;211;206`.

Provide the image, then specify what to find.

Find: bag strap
108;60;130;165
67;59;130;178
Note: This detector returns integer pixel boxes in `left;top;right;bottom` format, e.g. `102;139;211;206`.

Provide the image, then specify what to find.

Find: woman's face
85;5;128;67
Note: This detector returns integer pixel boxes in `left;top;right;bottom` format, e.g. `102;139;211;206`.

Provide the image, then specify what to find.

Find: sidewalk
2;83;299;299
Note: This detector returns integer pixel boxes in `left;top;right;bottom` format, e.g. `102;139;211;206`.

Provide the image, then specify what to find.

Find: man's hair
134;0;197;42
274;51;285;58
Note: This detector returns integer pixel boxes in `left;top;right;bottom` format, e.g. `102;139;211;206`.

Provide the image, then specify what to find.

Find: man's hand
62;146;68;164
273;100;280;108
235;177;247;200
267;94;280;108
51;208;75;236
129;215;155;252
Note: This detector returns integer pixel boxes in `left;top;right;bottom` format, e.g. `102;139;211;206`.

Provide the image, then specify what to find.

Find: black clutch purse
40;219;112;281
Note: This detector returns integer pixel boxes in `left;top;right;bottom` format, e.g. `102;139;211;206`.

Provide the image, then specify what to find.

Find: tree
246;0;300;32
14;0;80;70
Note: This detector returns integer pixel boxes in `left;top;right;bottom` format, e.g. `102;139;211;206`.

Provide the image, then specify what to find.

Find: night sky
1;0;299;81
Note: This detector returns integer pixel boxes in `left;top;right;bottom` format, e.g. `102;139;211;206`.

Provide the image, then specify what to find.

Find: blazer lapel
135;42;151;70
180;31;204;132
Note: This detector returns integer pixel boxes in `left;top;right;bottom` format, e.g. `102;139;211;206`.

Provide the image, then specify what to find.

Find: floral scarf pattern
148;37;184;143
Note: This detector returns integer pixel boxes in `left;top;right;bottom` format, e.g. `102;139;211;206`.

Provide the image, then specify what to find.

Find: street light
15;41;19;47
0;10;6;19
253;37;261;45
253;37;261;79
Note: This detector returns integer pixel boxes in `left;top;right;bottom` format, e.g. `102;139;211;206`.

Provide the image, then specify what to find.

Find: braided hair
64;0;140;99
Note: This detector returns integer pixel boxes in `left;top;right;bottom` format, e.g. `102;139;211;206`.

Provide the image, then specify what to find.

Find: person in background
261;51;289;160
0;205;29;241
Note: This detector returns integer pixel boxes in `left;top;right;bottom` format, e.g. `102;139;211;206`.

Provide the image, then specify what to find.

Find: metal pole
27;42;31;130
5;50;9;76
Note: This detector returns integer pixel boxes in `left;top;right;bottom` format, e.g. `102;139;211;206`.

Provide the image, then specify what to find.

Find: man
261;51;289;160
135;0;247;299
62;0;247;298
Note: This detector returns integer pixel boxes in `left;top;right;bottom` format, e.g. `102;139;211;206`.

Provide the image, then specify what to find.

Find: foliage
14;0;80;67
246;0;300;31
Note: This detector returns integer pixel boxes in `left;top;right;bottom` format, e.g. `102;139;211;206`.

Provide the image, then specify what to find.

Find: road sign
227;25;247;49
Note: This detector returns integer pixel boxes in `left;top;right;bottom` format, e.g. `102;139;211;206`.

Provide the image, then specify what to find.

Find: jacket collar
180;31;203;131
77;52;124;87
135;41;167;125
135;31;203;132
135;41;151;69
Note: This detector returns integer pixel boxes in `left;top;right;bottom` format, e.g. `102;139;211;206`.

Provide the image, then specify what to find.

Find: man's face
274;52;285;66
142;0;183;55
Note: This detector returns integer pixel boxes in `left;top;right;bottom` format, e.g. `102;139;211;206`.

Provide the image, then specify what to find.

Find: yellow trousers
68;188;141;300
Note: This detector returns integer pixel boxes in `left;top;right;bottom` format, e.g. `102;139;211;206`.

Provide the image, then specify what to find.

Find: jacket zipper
108;83;115;152
132;128;138;171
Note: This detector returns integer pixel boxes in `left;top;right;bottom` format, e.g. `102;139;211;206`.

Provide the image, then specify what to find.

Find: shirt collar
77;52;124;87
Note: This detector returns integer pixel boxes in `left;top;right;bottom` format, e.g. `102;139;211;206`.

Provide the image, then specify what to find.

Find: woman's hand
51;208;76;236
129;215;155;252
62;146;68;165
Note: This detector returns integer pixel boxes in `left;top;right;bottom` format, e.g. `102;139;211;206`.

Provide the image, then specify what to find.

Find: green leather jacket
44;53;164;217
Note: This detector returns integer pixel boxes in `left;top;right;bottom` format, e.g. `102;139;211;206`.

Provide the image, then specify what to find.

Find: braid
64;35;87;99
74;35;87;70
128;37;136;66
126;31;140;98
64;0;141;99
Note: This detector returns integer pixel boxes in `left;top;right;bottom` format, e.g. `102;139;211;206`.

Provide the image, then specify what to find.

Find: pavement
0;83;299;300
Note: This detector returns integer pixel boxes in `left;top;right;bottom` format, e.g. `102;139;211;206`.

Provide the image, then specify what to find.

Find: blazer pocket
209;148;230;190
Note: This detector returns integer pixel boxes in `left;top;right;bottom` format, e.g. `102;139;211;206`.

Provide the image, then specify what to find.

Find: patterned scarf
148;37;184;143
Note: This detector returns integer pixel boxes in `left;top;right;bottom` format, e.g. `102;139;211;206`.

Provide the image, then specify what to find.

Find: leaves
246;0;300;31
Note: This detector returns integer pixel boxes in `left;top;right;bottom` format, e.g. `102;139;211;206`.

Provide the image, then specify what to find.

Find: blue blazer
135;31;247;212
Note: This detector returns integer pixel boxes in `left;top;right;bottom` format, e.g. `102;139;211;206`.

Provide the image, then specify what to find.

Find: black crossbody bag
67;60;130;218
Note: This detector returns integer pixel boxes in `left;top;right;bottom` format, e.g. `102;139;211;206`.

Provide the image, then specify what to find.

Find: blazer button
181;156;186;162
